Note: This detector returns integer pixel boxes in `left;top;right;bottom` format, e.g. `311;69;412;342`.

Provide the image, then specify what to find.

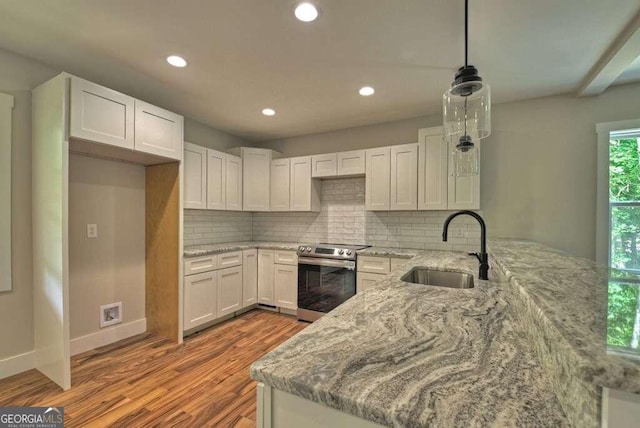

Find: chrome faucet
442;210;489;280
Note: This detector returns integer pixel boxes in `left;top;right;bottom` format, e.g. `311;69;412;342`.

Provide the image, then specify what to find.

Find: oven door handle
298;257;356;270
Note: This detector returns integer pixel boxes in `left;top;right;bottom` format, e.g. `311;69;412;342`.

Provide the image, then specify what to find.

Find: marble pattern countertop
184;241;304;257
489;239;640;393
356;247;420;259
251;249;569;427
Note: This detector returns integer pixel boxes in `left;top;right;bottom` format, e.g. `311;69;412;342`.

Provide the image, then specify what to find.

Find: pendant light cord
464;0;468;67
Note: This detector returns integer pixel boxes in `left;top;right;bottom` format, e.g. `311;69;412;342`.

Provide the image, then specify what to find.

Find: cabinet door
270;159;290;211
418;127;448;210
357;272;386;293
290;156;320;212
134;100;183;160
70;77;134;149
390;143;418;210
257;250;275;305
243;148;272;211
218;266;243;317
184;271;217;330
447;140;481;210
274;264;298;310
207;149;226;210
184;143;207;209
311;153;337;177
365;147;391;211
242;249;258;307
225;154;243;211
337;150;365;176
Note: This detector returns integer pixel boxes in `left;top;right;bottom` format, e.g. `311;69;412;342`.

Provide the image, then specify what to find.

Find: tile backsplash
185;177;481;252
184;210;252;247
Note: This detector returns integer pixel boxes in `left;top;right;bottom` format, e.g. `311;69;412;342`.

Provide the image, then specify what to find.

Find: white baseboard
0;350;35;380
70;318;146;356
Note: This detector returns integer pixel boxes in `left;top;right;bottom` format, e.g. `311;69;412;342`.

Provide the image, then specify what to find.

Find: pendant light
443;0;490;176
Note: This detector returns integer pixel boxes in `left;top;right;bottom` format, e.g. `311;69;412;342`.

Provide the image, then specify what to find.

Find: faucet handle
468;252;482;263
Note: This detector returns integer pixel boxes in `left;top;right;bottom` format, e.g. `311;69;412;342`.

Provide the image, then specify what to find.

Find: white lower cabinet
258;249;298;310
274;264;298;310
357;256;413;293
243;249;258;307
184;250;253;333
258;250;275;305
184;271;218;330
218;266;243;317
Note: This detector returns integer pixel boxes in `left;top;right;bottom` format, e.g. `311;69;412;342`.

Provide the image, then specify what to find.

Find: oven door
297;257;356;314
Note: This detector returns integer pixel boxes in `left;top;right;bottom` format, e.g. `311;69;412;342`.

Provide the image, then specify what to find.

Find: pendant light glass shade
450;143;479;177
443;81;491;144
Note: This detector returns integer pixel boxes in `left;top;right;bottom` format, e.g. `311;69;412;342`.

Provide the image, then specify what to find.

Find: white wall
0;46;248;364
184;210;252;247
0;49;56;361
68;154;146;339
259;82;640;260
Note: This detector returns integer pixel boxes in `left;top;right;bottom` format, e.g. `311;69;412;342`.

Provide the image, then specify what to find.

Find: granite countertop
356;247;420;259
489;239;640;393
251;249;569;427
184;241;305;257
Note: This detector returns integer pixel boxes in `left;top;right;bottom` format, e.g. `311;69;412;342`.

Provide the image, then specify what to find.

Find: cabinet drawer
219;251;243;268
274;250;298;266
185;255;218;275
391;257;411;271
357;256;390;274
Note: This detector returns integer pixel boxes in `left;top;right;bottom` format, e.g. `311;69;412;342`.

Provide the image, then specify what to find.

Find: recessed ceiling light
166;55;187;68
262;108;276;116
359;86;375;96
294;3;318;22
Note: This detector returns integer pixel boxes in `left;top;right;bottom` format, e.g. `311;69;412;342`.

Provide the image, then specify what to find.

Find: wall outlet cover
451;228;464;238
87;223;98;238
100;302;122;328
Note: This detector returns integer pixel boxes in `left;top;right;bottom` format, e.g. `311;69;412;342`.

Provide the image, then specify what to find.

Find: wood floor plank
0;310;307;427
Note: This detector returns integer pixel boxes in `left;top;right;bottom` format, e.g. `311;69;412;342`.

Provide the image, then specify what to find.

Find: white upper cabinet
390;143;418;210
70;77;135;149
207;149;226;210
290;156;321;212
447;140;481;210
242;148;272;211
183;142;207;209
337;150;366;176
270;158;291;211
418;127;448;210
365;147;391;211
311;153;337;178
134;100;183;161
225;153;243;211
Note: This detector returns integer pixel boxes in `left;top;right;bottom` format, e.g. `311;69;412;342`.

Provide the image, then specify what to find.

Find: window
607;130;640;354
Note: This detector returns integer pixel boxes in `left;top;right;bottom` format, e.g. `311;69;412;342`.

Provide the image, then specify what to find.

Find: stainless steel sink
401;268;475;289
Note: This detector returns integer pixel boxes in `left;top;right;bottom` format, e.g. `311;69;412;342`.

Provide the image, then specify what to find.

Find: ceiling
0;0;639;141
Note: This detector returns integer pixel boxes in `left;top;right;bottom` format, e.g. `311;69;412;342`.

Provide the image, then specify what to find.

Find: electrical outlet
87;224;98;238
100;302;122;328
451;228;464;238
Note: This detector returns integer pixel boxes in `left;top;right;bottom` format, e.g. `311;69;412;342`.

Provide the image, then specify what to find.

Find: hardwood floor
0;310;307;427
